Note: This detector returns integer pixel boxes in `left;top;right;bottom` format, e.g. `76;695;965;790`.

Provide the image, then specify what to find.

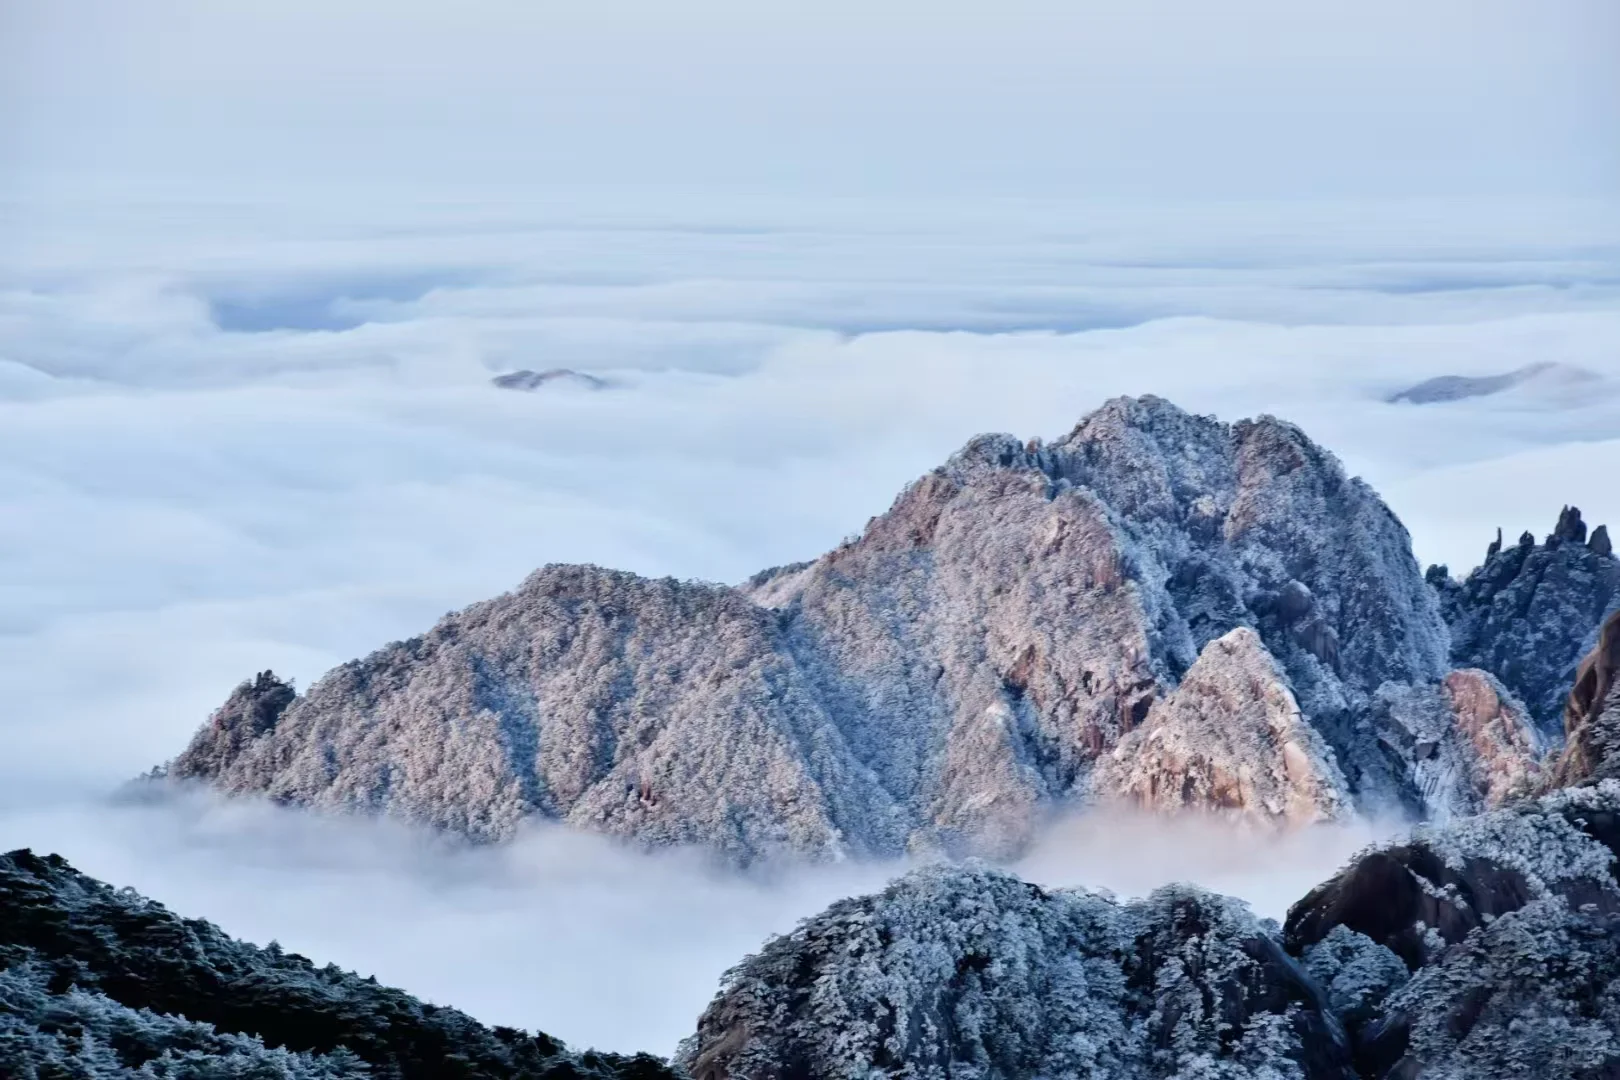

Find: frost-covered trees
681;781;1620;1080
678;865;1355;1080
0;849;676;1080
1285;780;1620;1078
159;396;1530;859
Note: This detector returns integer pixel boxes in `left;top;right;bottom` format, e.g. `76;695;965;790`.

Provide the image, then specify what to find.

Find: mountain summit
160;396;1537;860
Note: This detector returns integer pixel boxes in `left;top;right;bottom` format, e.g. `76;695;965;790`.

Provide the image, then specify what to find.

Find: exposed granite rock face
0;849;676;1080
1431;507;1620;734
678;865;1356;1080
1369;669;1545;821
1089;628;1352;825
1549;609;1620;787
161;396;1455;860
1284;781;1620;1079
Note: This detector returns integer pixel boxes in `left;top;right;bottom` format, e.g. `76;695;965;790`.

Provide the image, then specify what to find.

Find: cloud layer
1;193;1618;1055
0;791;1388;1055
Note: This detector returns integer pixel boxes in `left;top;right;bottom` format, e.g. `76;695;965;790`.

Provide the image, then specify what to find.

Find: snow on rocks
158;397;1475;859
1089;628;1352;826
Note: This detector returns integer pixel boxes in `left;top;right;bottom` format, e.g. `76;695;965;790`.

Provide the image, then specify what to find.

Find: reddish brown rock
1089;628;1351;825
1550;609;1620;787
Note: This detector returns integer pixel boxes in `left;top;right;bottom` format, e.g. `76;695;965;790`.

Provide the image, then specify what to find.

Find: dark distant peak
1385;361;1598;405
491;368;607;392
1551;505;1588;546
1593;524;1613;558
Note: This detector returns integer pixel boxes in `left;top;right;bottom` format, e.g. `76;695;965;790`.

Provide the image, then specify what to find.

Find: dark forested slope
0;849;676;1080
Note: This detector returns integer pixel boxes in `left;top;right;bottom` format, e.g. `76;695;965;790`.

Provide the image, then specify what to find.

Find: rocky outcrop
1369;668;1545;821
1430;506;1620;733
1284;781;1620;1078
679;865;1356;1080
1089;628;1352;825
1549;608;1620;787
0;849;676;1080
160;396;1458;860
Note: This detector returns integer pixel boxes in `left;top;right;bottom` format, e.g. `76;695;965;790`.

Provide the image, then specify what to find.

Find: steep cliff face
1549;609;1620;787
678;866;1356;1080
0;849;676;1080
162;397;1458;859
1369;668;1545;821
1431;507;1620;734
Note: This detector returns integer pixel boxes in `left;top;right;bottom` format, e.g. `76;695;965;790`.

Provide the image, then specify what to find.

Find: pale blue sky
4;0;1616;199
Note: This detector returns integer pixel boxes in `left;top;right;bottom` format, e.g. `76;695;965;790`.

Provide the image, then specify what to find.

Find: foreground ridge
0;849;676;1080
682;780;1620;1080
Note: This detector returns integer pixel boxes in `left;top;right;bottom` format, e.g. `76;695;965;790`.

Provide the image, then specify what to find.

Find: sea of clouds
2;192;1619;1053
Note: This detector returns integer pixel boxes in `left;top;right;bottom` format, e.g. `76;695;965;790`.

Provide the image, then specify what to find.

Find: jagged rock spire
1551;505;1588;545
1437;512;1620;733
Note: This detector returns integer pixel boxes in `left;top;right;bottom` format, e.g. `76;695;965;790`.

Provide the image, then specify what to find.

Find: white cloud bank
0;193;1617;1055
0;791;1388;1055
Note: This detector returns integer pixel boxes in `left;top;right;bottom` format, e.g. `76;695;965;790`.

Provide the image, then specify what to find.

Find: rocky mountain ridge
1429;504;1619;734
159;396;1575;860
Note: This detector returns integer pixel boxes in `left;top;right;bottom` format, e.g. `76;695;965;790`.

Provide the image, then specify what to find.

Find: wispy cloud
0;791;1389;1054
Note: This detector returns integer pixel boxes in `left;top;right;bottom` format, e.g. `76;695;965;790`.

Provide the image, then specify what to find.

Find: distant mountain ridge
1385;361;1601;405
160;396;1561;860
